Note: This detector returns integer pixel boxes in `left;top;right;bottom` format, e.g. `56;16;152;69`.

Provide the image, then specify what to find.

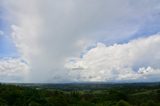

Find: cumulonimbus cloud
2;0;160;82
65;34;160;82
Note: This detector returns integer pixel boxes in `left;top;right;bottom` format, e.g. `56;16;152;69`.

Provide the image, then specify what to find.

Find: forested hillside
0;83;160;106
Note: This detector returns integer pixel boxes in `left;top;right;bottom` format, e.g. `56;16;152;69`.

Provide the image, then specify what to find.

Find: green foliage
146;100;157;106
108;90;128;101
29;101;41;106
116;100;131;106
0;83;160;106
0;98;7;106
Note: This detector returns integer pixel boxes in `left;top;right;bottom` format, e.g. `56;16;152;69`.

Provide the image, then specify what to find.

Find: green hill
0;83;160;106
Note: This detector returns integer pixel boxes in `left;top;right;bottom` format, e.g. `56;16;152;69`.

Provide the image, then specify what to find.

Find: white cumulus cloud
65;34;160;82
0;58;29;82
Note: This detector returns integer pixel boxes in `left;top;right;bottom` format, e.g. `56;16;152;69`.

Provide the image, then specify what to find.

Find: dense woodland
0;83;160;106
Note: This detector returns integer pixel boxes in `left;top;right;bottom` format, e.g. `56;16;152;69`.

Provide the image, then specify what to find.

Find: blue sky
0;7;18;58
1;0;160;83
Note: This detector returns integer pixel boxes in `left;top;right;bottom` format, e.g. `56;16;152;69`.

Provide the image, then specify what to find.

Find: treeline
0;84;160;106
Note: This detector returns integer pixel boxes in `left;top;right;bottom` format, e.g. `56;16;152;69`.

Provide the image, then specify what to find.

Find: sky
0;0;160;83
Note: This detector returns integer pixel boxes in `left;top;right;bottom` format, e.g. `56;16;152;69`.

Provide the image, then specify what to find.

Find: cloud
0;31;4;36
0;58;29;82
2;0;160;82
65;34;160;82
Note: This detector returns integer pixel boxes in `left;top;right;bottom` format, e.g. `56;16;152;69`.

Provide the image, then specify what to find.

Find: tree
116;100;131;106
146;100;157;106
29;101;41;106
0;98;7;106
